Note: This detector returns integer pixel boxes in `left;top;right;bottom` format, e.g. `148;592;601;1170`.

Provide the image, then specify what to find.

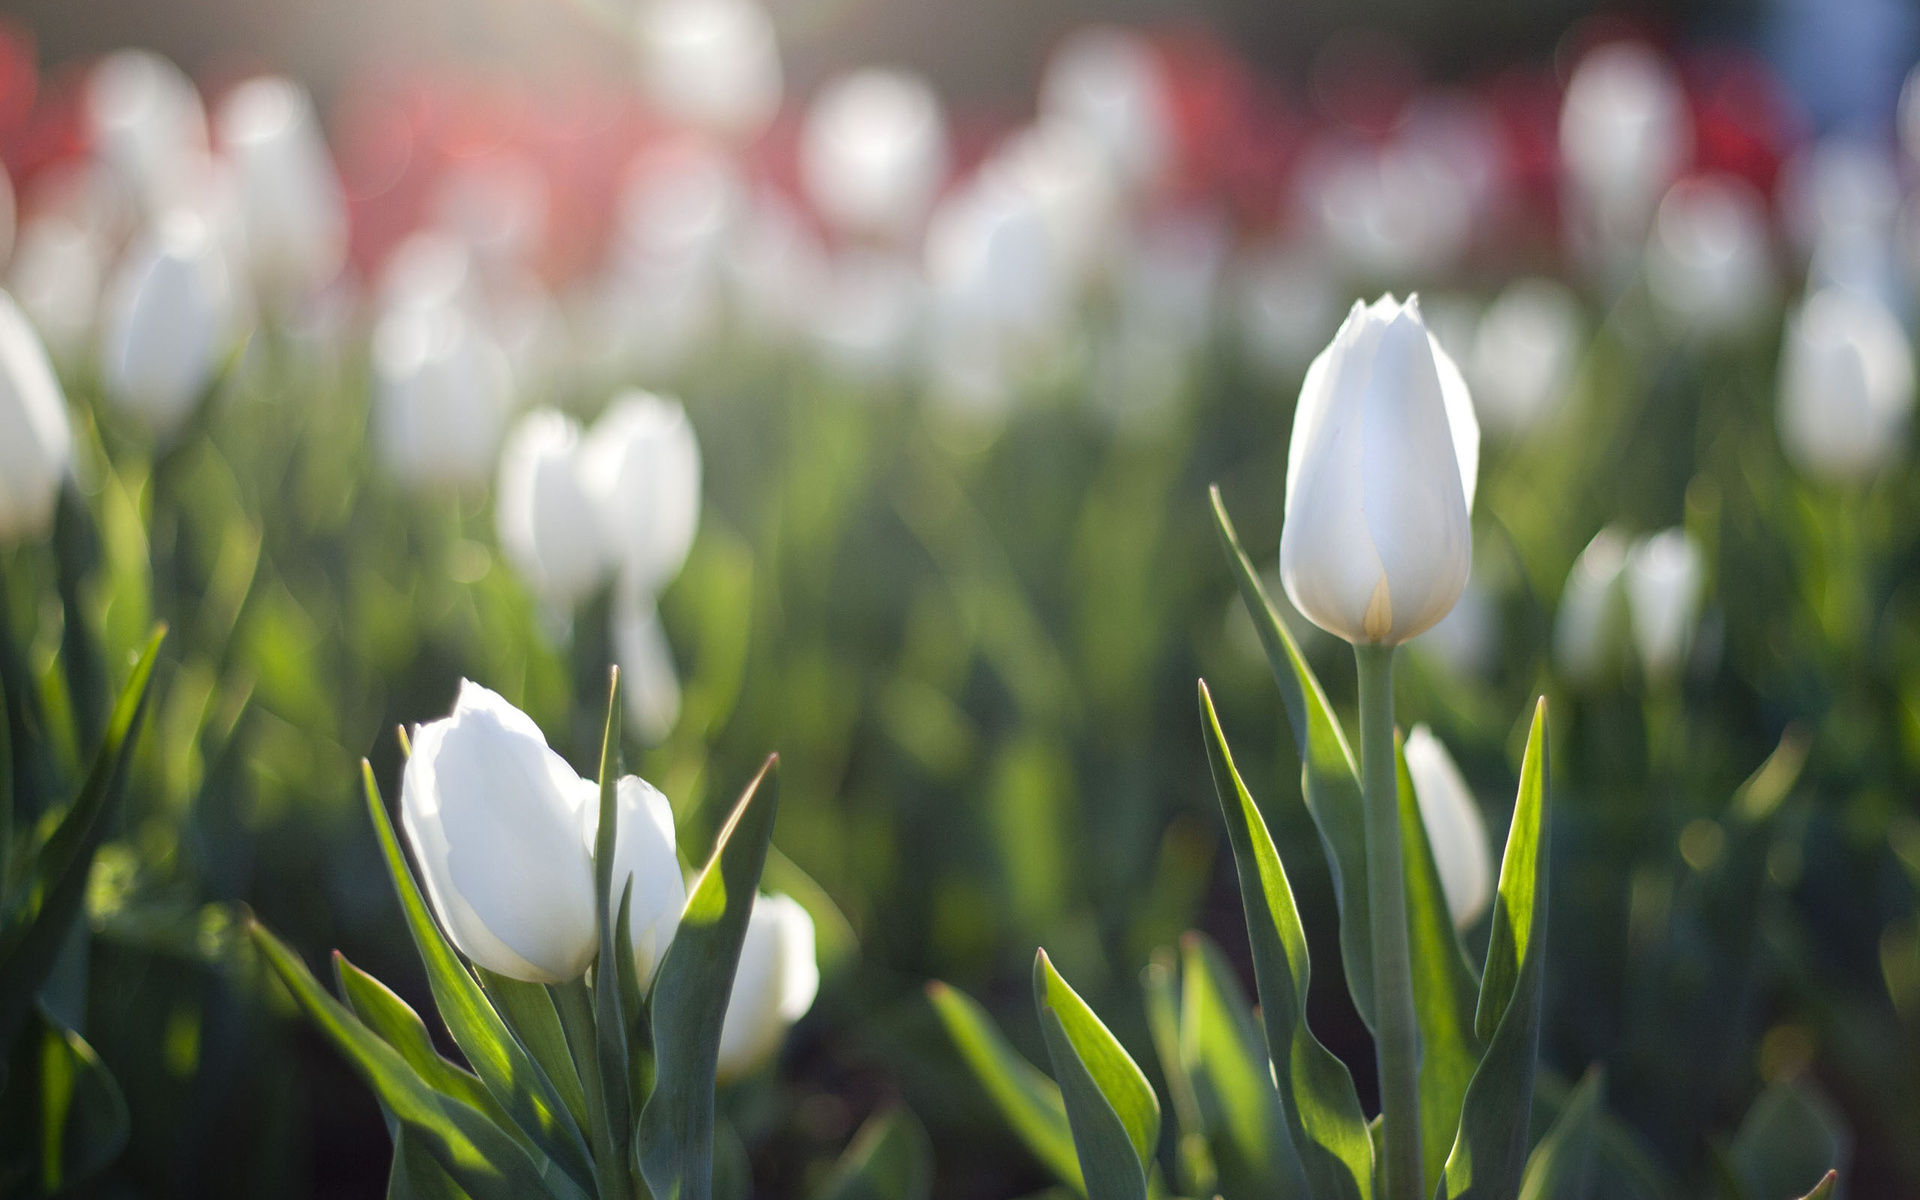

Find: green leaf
1518;1067;1603;1200
1141;950;1216;1198
359;761;595;1193
1438;698;1551;1200
1178;932;1304;1200
388;1126;477;1200
925;980;1083;1192
1209;488;1377;1030
1199;679;1372;1200
1395;734;1484;1195
473;968;590;1134
1033;949;1160;1172
249;921;574;1200
0;628;163;1051
812;1105;935;1200
590;670;633;1197
1793;1172;1837;1200
336;954;517;1136
31;1008;129;1193
1038;1005;1148;1200
1728;1082;1847;1200
637;755;780;1200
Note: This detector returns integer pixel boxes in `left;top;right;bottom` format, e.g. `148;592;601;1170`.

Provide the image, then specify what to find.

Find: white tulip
373;302;515;488
1777;287;1915;482
100;212;234;438
1402;726;1493;931
1625;529;1705;682
1559;43;1691;243
988;120;1117;293
1280;294;1479;646
87;50;211;219
8;213;106;364
1779;139;1900;258
925;171;1063;344
1038;26;1173;195
403;680;687;984
1554;527;1630;684
715;893;818;1079
799;70;948;241
0;289;74;543
612;584;683;745
1469;277;1584;436
634;0;783;141
496;410;610;610
1644;176;1776;337
215;77;348;303
581;391;702;593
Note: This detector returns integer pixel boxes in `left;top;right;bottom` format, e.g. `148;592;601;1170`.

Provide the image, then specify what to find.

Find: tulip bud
1644;176;1776;338
402;680;686;984
373;302;515;488
495;410;610;610
1554;527;1630;685
715;893;818;1079
1402;726;1492;932
1280;295;1479;646
800;70;948;242
1624;528;1705;682
580;391;702;594
1777;287;1916;482
87;50;211;220
100;212;234;438
1038;26;1174;196
1468;277;1584;436
612;584;683;745
1559;43;1691;245
634;0;783;141
215;77;349;303
0;289;74;544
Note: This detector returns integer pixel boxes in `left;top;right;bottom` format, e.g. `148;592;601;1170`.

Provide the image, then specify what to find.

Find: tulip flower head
1403;726;1493;931
101;211;234;438
1038;26;1174;196
495;409;611;611
402;681;686;984
1280;294;1479;646
0;289;74;544
1644;175;1776;338
800;69;949;242
373;301;514;488
580;391;703;595
715;893;819;1079
8;213;107;365
215;77;348;304
1625;528;1705;682
1554;527;1631;685
635;0;784;141
1777;287;1916;481
87;50;212;220
1559;43;1692;243
612;583;683;745
1469;277;1584;436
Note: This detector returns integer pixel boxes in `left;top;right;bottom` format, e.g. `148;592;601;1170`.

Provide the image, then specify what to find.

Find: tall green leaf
1209;488;1377;1029
359;761;595;1192
1179;932;1305;1199
335;954;517;1136
1438;699;1551;1200
636;755;779;1200
1518;1067;1603;1200
474;968;590;1134
0;628;163;1050
1142;950;1216;1198
1199;680;1372;1200
926;980;1083;1192
1036;1010;1148;1200
812;1105;935;1200
589;671;633;1199
249;921;575;1200
1033;949;1160;1172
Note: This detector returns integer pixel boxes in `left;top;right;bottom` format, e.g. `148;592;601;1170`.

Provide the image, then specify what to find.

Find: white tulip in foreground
1403;726;1493;932
0;289;74;544
402;680;686;984
495;410;610;611
799;69;949;242
100;212;234;438
581;391;703;593
373;302;514;488
1554;527;1631;684
1280;295;1479;646
1625;528;1705;682
215;77;348;303
715;893;818;1080
1777;287;1916;482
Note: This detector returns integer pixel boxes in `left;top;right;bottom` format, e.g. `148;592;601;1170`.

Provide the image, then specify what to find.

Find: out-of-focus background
2;0;1919;1196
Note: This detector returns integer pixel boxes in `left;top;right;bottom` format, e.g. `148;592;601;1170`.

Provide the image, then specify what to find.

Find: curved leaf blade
336;953;516;1136
926;980;1083;1192
1179;932;1306;1199
1033;949;1160;1171
1039;1005;1149;1200
812;1105;935;1200
1518;1067;1603;1200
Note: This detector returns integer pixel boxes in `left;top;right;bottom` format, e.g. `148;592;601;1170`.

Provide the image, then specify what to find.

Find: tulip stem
1355;642;1422;1200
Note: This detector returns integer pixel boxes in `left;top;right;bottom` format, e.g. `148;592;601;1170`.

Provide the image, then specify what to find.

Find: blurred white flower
0;289;74;544
581;391;702;594
987;120;1117;293
634;0;783;141
495;410;610;610
1554;527;1630;685
1559;43;1692;250
1038;26;1174;196
1777;286;1915;481
373;302;515;488
1807;223;1908;320
100;211;235;438
402;680;686;984
1469;277;1584;436
1234;240;1340;379
612;584;684;745
214;76;347;303
1778;138;1900;258
715;893;819;1079
87;50;212;220
7;214;106;364
1625;528;1705;682
1644;175;1776;338
1403;725;1493;931
925;168;1068;346
809;249;925;379
800;69;948;242
1281;295;1478;645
